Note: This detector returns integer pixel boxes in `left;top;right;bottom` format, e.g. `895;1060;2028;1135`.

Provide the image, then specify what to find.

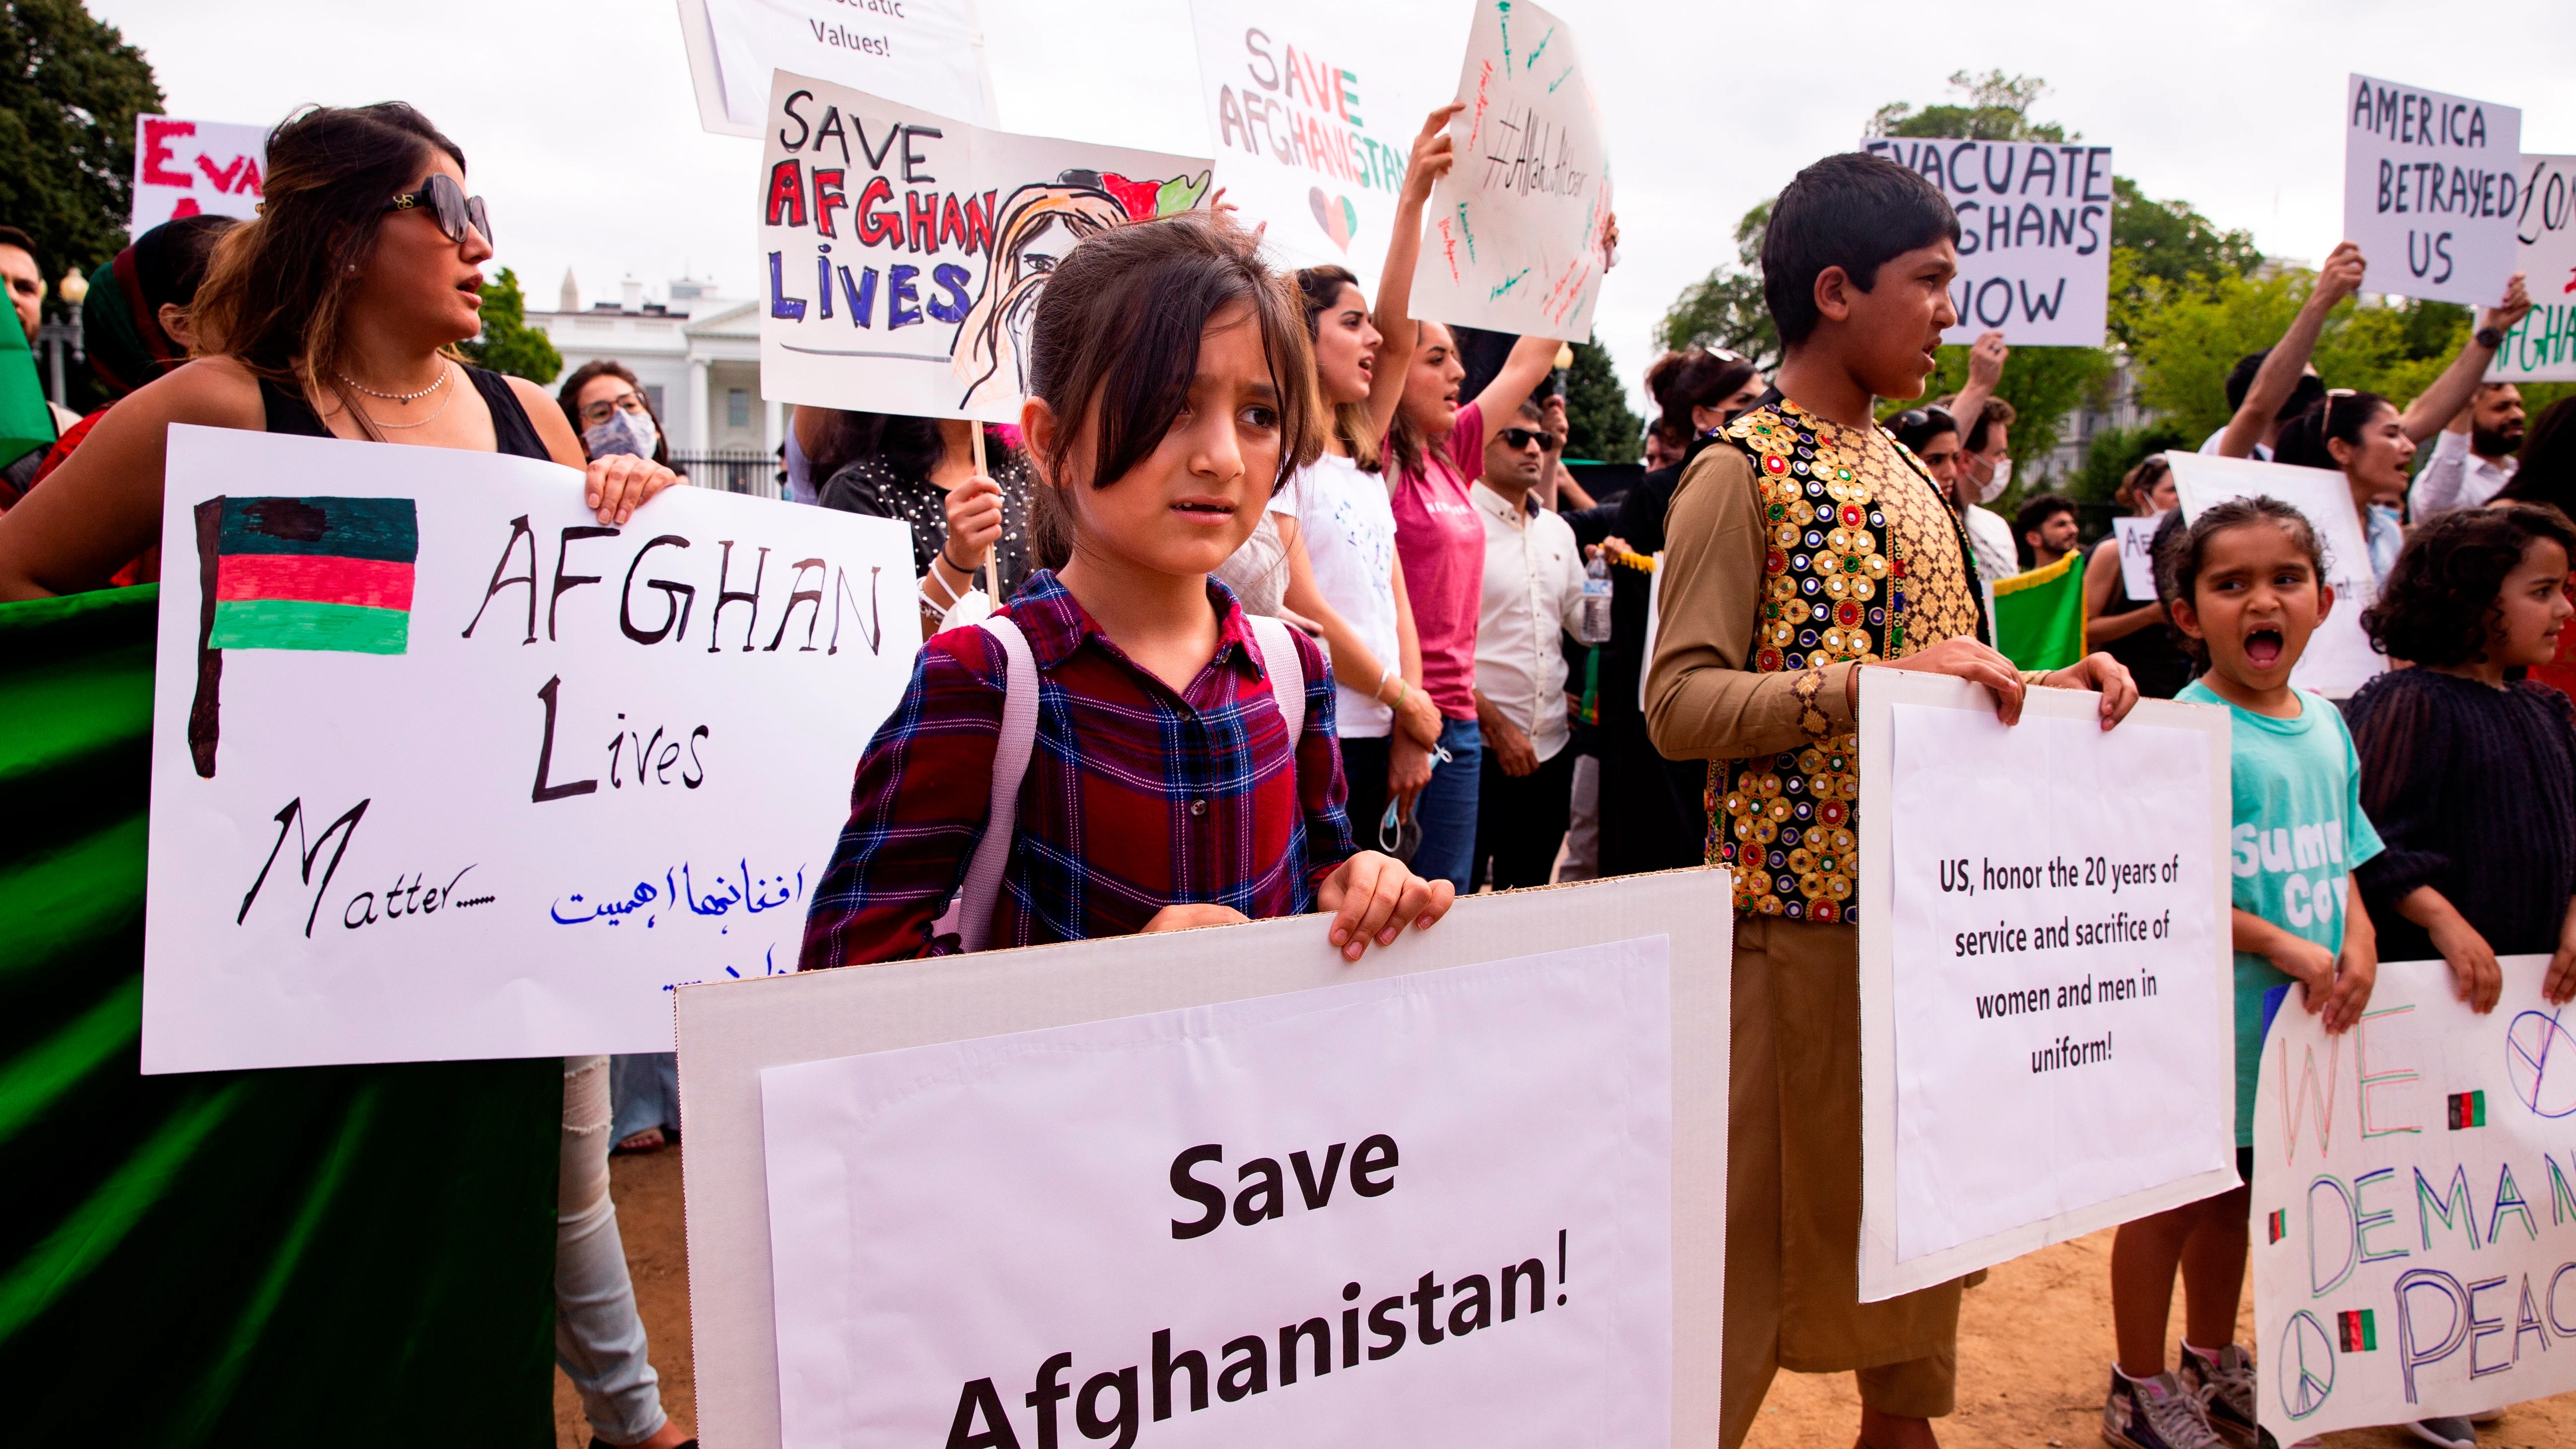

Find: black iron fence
671;451;784;499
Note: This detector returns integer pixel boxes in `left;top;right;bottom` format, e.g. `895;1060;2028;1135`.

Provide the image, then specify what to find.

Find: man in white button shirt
1469;397;1588;890
2411;383;2525;520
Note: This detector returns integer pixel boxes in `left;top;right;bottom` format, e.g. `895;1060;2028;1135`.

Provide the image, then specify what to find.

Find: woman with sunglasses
0;102;683;599
2079;454;2193;699
561;360;688;485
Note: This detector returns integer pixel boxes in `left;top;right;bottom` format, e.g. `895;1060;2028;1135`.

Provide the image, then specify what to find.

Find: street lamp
36;267;86;407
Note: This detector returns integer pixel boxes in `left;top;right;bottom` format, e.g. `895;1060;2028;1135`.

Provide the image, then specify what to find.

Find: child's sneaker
2178;1342;2259;1449
2102;1367;2227;1449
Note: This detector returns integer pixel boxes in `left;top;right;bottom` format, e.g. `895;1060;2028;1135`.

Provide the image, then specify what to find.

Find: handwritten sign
2252;956;2576;1441
2166;452;2385;701
1860;138;2113;347
2342;75;2522;308
1408;0;1610;342
2111;514;2164;601
139;425;915;1073
1858;670;2236;1299
1189;0;1412;292
130;115;268;234
2489;155;2576;383
757;70;1214;423
675;0;994;137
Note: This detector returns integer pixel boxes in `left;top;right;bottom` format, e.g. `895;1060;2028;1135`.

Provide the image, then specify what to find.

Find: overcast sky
94;0;2576;411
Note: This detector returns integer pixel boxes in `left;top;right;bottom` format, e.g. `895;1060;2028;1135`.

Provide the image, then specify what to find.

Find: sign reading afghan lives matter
2489;155;2576;383
138;425;915;1073
1189;0;1412;292
1859;137;2113;347
2342;75;2522;308
2252;956;2576;1441
130;115;267;233
1408;0;1610;342
675;0;994;137
1857;670;2236;1301
758;71;1215;424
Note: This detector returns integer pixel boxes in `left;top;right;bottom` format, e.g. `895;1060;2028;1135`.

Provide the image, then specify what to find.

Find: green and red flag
2447;1089;2488;1129
2266;1208;2287;1244
0;304;56;471
2337;1309;2377;1352
1990;548;2086;672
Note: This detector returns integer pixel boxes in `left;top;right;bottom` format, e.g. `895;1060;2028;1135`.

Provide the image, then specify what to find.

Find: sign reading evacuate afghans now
2342;74;2522;308
1859;137;2113;348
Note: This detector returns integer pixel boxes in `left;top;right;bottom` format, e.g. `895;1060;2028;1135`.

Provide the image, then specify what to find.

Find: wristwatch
2476;325;2505;350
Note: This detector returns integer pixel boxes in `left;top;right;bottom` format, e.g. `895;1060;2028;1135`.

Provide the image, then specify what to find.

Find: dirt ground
561;1144;2575;1449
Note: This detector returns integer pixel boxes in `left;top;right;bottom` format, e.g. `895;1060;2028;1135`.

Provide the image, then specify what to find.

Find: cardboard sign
130;115;267;234
1858;670;2237;1300
2166;451;2386;701
2489;155;2576;383
1408;0;1610;342
2111;513;2165;602
1189;0;1413;292
758;71;1214;423
140;426;915;1073
2342;75;2522;307
1861;138;2113;347
675;0;994;137
2252;956;2576;1441
678;873;1732;1449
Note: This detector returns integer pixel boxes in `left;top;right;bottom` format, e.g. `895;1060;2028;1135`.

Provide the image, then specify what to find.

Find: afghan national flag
1990;548;2086;672
2266;1208;2288;1244
2448;1090;2488;1129
0;303;55;472
2338;1309;2377;1352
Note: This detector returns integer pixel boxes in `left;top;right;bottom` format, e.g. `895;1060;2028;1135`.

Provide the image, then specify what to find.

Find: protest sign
2251;955;2576;1441
2110;513;2164;602
2342;75;2522;308
675;0;994;137
2166;451;2385;700
1860;138;2113;347
2489;154;2576;383
139;425;915;1073
678;873;1731;1448
757;71;1215;423
1189;0;1412;292
1408;0;1611;342
1858;669;2235;1301
130;115;267;233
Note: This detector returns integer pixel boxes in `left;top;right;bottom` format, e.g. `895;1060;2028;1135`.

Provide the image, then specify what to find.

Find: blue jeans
1414;717;1482;890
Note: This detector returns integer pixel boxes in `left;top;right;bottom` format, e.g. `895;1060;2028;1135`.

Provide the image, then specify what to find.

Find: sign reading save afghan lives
2342;74;2522;308
140;425;915;1073
1859;137;2113;347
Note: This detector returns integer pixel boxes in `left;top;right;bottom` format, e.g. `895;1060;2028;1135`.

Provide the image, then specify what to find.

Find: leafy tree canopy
1870;70;2069;144
460;268;562;385
0;0;162;284
1561;337;1643;463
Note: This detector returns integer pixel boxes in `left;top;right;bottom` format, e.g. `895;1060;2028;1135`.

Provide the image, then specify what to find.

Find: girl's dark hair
2496;395;2576;515
2114;454;2171;514
1025;212;1320;559
556;359;673;470
1890;405;1958;456
1380;319;1451;482
2156;495;2329;666
2361;502;2576;667
1293;263;1382;472
800;407;1005;483
2271;391;2390;472
1762;153;1960;348
192;103;468;436
1651;347;1760;440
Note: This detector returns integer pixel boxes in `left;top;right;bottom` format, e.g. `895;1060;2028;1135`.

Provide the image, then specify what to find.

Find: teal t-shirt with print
2179;680;2385;1146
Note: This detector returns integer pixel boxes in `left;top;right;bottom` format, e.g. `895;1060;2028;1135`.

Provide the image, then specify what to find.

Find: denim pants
560;1056;669;1446
1413;716;1483;890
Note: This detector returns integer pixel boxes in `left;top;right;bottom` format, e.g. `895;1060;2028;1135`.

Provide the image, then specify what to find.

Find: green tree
460;267;562;385
2065;421;2190;505
1870;70;2067;143
1561;338;1642;463
0;0;162;282
1656;201;1777;369
2111;177;2259;294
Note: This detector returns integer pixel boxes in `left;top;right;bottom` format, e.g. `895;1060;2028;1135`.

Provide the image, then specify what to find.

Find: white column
686;358;712;455
765;397;784;457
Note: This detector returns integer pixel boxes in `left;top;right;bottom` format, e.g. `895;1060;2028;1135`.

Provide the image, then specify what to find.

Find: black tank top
259;365;551;460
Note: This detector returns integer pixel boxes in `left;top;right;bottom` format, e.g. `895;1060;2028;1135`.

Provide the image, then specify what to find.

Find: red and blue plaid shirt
799;571;1355;968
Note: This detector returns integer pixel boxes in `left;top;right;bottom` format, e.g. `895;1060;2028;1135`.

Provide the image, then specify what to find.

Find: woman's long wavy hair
190;103;469;436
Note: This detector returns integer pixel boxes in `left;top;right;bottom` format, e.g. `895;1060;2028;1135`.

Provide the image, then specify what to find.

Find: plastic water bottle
1578;553;1612;644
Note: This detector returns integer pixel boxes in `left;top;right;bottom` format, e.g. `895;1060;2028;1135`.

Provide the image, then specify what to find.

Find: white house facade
522;272;781;488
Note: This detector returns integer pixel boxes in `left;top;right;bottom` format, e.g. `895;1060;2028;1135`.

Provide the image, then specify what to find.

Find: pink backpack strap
932;614;1038;954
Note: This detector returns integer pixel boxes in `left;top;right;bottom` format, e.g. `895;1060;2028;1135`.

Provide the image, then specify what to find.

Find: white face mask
583;406;659;460
1975;455;2012;505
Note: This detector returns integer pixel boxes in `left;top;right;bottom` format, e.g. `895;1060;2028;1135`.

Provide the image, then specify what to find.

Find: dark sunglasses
1498;427;1562;452
1893;405;1956;433
385;172;493;247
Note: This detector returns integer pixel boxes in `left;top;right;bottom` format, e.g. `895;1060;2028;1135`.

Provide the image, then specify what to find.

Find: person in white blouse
2411;383;2525;521
1469;396;1588;890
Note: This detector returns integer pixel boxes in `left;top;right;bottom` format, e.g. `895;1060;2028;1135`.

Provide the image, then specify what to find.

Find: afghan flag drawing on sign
2447;1090;2488;1128
2337;1309;2377;1352
187;495;419;778
2266;1208;2287;1244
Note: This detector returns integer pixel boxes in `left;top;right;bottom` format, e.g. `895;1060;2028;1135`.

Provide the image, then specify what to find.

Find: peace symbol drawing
2279;1310;2336;1421
2505;1009;2576;1119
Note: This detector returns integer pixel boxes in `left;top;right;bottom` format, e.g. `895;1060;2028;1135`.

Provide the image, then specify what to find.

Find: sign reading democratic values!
2252;956;2576;1441
1860;137;2113;347
1189;0;1413;293
676;0;995;137
1858;670;2236;1301
2342;75;2522;308
1409;0;1611;342
130;115;267;233
140;425;915;1073
2490;155;2576;384
758;71;1215;423
2166;451;2385;701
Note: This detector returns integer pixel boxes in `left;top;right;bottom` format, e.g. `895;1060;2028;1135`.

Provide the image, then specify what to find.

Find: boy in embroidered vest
1647;152;2139;1449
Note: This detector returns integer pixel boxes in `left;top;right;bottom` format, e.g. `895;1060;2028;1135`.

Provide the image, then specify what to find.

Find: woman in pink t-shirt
1368;103;1569;888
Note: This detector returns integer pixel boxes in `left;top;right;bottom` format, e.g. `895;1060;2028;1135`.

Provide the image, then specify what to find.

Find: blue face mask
582;407;658;460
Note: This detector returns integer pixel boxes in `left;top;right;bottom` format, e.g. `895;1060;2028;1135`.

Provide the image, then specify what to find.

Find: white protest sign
2166;451;2385;701
2342;75;2522;307
2111;513;2164;601
678;874;1731;1449
2251;956;2576;1442
1189;0;1412;293
1860;138;2113;347
2490;155;2576;383
1408;0;1610;342
1857;669;2235;1300
140;425;915;1073
130;115;267;233
758;71;1215;423
675;0;994;137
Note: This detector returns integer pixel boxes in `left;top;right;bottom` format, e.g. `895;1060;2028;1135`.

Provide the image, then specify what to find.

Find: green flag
1992;548;2086;672
0;314;55;470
